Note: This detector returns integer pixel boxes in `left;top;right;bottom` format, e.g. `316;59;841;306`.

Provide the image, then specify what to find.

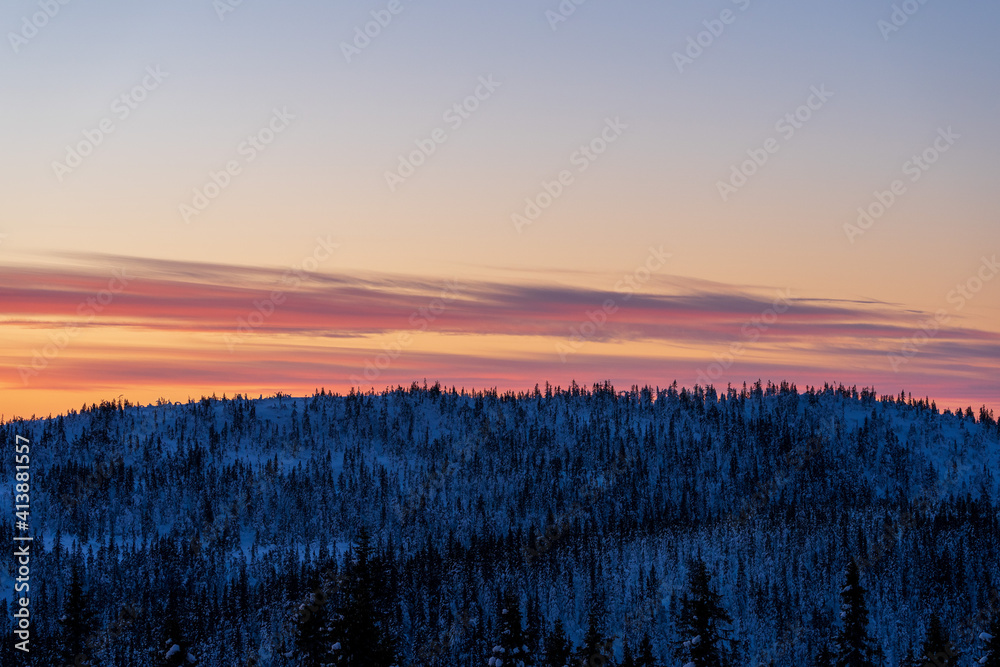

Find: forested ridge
2;380;999;666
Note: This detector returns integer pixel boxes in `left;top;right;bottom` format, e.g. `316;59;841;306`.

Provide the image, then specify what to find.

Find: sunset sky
2;0;998;419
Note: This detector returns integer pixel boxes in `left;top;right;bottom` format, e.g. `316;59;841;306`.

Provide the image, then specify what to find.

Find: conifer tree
916;615;956;666
161;613;199;667
833;559;881;667
59;560;95;665
676;557;734;666
295;587;333;667
636;632;657;667
489;587;531;666
542;618;573;667
814;641;835;666
622;638;636;667
576;598;614;667
329;527;399;666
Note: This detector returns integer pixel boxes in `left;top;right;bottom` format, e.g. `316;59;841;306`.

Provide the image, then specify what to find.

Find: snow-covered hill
2;381;998;666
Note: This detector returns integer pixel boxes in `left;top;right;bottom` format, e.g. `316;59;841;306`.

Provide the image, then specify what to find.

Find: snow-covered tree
635;632;657;667
58;559;95;665
834;559;881;667
294;588;334;667
541;618;573;667
13;383;1000;665
576;597;614;667
915;614;957;666
676;557;735;666
815;641;835;666
328;526;399;666
160;610;199;667
489;587;531;667
622;638;636;667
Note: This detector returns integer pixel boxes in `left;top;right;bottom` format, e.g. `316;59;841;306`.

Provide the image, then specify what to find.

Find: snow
4;384;998;663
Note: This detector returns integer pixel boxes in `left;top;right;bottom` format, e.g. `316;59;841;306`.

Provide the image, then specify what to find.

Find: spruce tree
525;592;544;662
329;527;399;666
59;560;95;665
576;599;614;667
676;557;734;666
161;613;199;667
814;641;835;666
622;637;636;667
295;587;333;667
636;632;657;667
917;615;956;666
833;559;881;667
488;587;530;667
542;618;573;667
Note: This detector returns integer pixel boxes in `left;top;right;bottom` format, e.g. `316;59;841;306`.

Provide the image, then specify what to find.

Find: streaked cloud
2;254;996;417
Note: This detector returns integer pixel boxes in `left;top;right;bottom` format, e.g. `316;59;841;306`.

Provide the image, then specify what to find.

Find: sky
1;0;998;419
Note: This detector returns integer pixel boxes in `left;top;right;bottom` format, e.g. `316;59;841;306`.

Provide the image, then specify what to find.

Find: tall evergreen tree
622;637;636;667
833;559;882;667
295;587;334;667
488;587;531;667
329;527;399;666
576;597;614;667
542;618;573;667
916;615;956;666
676;557;734;666
59;559;95;665
161;613;199;667
814;641;835;666
636;632;657;667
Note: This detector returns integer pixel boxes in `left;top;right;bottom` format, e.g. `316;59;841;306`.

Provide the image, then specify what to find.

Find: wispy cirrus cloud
1;253;997;417
0;255;955;339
